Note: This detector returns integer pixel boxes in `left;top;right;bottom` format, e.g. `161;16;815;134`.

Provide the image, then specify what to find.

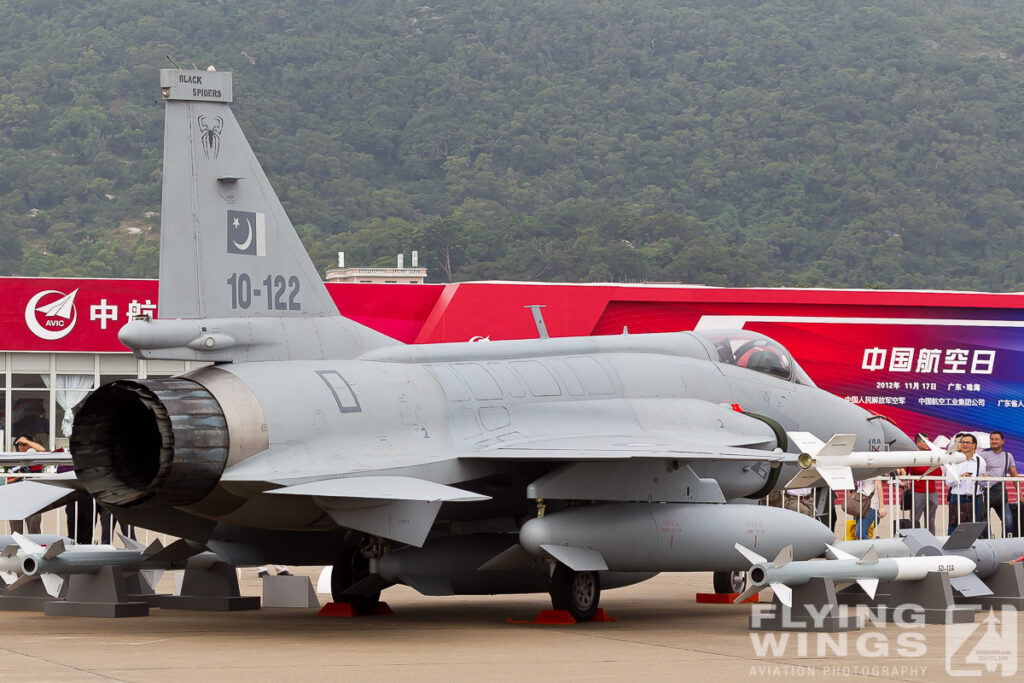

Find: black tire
330;550;381;615
713;570;747;594
549;565;600;622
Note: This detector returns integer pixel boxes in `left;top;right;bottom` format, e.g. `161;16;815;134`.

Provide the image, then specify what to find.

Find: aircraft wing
267;476;490;547
0;479;82;521
219;433;790;546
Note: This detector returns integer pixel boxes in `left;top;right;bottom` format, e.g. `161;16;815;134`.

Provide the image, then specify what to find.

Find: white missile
733;542;976;606
784;432;965;490
6;532;220;597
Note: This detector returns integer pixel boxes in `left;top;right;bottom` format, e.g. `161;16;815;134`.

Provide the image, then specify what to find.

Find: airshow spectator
945;434;985;535
9;434;44;534
979;431;1019;537
904;433;939;534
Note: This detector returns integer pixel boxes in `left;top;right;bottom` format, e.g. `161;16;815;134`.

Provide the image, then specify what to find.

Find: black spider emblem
197;114;224;159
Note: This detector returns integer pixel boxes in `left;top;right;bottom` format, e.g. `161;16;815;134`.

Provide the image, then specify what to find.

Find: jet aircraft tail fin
158;68;340;320
121;70;395;360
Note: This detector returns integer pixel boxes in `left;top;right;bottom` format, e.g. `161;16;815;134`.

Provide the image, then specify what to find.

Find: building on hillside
324;251;427;284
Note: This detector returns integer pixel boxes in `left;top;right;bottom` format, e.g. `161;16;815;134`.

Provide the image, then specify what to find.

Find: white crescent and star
232;216;254;251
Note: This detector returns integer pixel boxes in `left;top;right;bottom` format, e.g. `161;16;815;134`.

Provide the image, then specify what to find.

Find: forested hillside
2;0;1024;289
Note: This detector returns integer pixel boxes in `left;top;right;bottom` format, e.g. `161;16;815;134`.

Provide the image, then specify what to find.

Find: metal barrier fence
765;475;1023;541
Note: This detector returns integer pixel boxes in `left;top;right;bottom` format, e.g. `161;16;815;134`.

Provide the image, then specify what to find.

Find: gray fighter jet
13;69;915;620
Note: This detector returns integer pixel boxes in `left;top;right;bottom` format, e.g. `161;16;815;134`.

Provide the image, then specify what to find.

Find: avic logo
24;289;79;340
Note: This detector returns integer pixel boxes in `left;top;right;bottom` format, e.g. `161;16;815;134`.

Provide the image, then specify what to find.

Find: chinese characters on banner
851;347;998;411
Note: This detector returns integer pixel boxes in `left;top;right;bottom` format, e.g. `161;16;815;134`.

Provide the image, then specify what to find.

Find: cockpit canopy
691;330;816;386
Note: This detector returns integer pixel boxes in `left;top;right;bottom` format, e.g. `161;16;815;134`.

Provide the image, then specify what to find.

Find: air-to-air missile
732;542;977;606
785;432;966;490
514;502;835;572
832;522;1024;596
4;533;220;597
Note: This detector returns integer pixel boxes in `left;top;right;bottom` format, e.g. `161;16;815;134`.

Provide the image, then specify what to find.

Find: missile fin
826;543;858;561
772;545;793;568
141;569;164;591
857;546;879;565
817;434;857;458
899;528;943;554
944;523;986;551
950;572;993;598
857;578;879;599
771;582;793;607
732;584;760;604
141;538;165;558
7;573;37;593
11;532;44;555
816;465;855;491
734;543;767;566
786;431;826;455
41;539;65;560
118;532;146;551
40;573;63;598
0;544;19;558
0;571;17;584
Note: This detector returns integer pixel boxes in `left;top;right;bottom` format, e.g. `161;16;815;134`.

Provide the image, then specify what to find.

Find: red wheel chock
318;601;393;617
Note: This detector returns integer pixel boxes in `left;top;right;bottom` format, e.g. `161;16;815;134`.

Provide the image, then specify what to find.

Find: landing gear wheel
549;564;600;622
713;570;747;594
331;549;381;615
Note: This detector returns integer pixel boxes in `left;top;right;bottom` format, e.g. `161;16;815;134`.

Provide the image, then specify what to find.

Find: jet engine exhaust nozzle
70;379;229;507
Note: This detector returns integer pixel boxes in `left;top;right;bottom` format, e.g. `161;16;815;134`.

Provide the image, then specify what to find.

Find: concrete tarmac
0;567;1020;682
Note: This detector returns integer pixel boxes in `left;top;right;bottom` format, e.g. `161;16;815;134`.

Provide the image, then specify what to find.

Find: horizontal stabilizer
479;544;535;571
539;544;609;571
0;481;80;521
268;476;490;503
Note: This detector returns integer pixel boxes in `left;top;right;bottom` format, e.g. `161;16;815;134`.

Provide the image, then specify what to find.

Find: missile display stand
159;561;260;611
958;562;1024;610
840;572;977;624
749;578;862;632
45;565;149;618
261;574;319;608
0;580;62;611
